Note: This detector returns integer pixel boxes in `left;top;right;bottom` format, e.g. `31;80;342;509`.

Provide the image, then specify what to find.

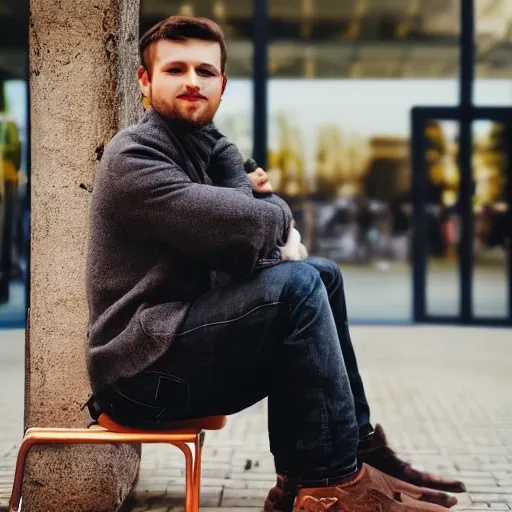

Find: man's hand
247;167;273;193
280;221;308;261
298;242;308;260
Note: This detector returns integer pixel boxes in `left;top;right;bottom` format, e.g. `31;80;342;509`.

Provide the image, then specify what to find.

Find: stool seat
97;413;227;433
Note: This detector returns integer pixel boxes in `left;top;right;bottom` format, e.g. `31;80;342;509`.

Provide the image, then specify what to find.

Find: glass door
472;119;511;320
412;106;512;325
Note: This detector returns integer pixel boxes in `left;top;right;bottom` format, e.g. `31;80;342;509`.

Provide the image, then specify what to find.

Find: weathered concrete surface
24;0;142;509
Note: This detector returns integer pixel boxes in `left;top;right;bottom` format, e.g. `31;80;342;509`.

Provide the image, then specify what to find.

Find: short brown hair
139;16;227;75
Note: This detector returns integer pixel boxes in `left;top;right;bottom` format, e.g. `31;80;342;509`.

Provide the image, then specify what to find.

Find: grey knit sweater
85;109;292;393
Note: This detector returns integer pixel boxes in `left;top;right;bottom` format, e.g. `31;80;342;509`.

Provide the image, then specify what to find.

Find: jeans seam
155;376;161;401
298;330;334;454
288;274;324;323
175;301;285;337
142;370;188;383
276;458;359;481
288;276;334;455
325;460;359;483
326;270;343;301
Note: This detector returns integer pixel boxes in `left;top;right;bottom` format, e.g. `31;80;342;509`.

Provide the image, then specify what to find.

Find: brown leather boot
293;463;452;512
359;425;466;496
264;475;296;512
264;473;459;512
264;425;464;511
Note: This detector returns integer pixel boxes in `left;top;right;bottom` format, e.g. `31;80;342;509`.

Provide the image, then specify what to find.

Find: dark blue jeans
104;257;371;481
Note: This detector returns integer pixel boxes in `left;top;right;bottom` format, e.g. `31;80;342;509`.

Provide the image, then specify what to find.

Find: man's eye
167;68;181;73
199;69;214;76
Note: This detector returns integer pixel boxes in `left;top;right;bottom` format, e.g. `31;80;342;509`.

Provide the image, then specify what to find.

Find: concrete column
24;0;142;510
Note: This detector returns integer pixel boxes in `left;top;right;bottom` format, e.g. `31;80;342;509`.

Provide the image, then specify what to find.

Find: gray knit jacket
85;109;292;393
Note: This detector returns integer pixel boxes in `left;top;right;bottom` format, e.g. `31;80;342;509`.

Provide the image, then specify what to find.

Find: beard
151;96;217;130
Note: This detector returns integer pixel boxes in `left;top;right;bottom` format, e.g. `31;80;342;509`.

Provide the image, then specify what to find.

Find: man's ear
221;74;228;95
137;65;151;98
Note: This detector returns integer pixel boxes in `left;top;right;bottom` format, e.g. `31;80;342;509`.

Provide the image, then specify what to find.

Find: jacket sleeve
207;137;293;245
107;144;288;276
206;138;254;196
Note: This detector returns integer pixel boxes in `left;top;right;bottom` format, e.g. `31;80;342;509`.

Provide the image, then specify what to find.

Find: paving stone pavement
1;326;511;511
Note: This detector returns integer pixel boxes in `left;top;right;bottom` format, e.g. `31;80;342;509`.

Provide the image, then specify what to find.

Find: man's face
138;38;226;129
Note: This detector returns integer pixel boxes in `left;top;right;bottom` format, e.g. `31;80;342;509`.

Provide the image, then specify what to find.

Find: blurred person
488;205;507;250
390;199;410;261
84;16;465;512
0;111;22;301
356;197;374;262
473;204;492;253
440;208;458;261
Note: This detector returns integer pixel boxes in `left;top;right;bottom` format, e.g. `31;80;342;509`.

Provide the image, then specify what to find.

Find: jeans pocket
150;371;190;419
109;371;190;424
109;388;166;425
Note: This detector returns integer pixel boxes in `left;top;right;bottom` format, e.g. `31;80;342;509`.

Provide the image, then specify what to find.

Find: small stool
9;413;227;512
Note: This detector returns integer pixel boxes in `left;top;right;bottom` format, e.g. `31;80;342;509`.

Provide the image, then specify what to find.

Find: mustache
177;92;207;99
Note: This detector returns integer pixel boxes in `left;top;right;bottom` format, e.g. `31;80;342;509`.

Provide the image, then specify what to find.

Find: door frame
411;106;512;326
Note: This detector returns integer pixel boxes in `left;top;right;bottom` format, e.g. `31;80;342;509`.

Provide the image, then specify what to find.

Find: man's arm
207;135;293;245
106;144;290;276
206;135;254;195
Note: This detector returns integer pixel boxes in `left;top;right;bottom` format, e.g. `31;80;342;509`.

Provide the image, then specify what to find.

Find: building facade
1;0;511;324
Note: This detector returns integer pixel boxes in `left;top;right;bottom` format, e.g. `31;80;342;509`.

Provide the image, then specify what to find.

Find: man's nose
184;69;200;88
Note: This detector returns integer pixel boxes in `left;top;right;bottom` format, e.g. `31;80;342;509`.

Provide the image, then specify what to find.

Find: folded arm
206;135;293;245
109;145;291;276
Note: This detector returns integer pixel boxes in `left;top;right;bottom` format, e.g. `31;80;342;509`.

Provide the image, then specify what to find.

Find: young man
85;16;465;512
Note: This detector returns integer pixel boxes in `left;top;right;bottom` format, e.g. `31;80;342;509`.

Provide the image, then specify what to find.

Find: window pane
474;81;512;106
268;80;459;322
214;79;254;160
472;120;510;318
474;2;512;106
475;1;512;80
269;0;461;79
0;80;28;326
268;0;461;322
423;120;461;317
0;0;28;326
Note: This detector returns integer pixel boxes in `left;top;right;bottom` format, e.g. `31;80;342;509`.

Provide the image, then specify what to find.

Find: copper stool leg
193;432;205;512
9;432;40;512
175;433;205;512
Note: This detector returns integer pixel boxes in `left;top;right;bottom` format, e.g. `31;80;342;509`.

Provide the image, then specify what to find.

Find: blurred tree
271;112;308;199
487;122;509;190
315;123;344;200
425;121;447;183
424;120;449;204
364;136;410;202
0;108;22;302
475;121;510;204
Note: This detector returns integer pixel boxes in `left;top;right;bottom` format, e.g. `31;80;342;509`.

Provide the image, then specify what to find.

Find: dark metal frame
252;0;269;170
411;0;512;326
411;107;512;326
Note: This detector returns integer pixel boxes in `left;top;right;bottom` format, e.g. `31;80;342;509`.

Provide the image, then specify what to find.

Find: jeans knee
279;261;324;305
306;257;344;290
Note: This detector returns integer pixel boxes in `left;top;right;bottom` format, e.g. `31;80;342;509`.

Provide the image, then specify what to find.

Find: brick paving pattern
1;326;511;511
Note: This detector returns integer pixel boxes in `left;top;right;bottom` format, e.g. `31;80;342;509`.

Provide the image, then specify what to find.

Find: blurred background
0;0;511;326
